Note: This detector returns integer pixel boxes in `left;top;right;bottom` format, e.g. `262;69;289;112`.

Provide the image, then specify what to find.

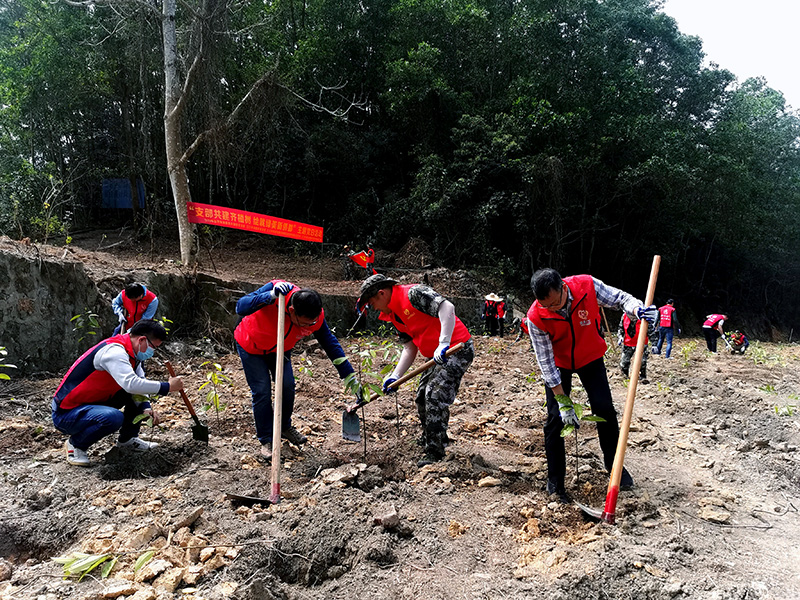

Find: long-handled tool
577;255;660;524
341;342;465;442
269;293;287;504
722;333;734;352
164;361;209;443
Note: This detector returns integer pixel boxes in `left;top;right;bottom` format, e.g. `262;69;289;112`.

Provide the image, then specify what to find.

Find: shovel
269;292;288;504
164;361;210;443
576;255;660;524
341;342;465;442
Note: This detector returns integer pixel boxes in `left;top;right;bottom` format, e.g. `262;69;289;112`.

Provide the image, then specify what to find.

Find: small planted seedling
774;404;797;417
52;552;118;581
70;310;100;345
200;361;233;424
680;341;697;367
0;346;17;380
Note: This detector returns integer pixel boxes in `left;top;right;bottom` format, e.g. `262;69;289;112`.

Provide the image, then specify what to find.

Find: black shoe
546;481;571;504
417;452;443;468
620;468;634;490
282;426;307;446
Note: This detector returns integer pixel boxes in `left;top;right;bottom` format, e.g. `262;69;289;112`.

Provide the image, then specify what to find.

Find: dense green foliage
1;0;799;332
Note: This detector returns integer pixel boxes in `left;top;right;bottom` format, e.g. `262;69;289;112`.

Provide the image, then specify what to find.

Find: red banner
186;201;323;243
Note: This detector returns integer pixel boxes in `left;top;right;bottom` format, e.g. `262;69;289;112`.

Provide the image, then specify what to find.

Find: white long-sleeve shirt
93;343;164;396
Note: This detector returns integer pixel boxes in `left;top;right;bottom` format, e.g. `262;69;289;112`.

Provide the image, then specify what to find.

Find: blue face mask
136;346;155;362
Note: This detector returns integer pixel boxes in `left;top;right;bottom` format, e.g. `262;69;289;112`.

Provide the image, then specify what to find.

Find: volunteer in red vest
112;283;159;334
356;274;474;467
52;319;183;467
235;281;357;457
617;314;650;382
526;268;657;503
497;297;507;338
702;313;728;353
482;293;501;336
652;299;681;358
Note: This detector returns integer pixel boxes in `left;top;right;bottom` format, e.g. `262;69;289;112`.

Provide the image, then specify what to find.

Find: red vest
658;304;675;327
122;289;157;328
703;314;725;328
622;314;647;347
527;275;607;370
497;302;506;319
234;283;325;355
379;284;471;358
54;334;136;410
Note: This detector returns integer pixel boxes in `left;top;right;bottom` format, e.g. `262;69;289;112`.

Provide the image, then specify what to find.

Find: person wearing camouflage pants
356;274;474;467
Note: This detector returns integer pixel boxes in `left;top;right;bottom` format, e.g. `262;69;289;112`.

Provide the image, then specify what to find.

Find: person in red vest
235;281;358;457
526;268;657;503
482;293;502;336
497;297;507;337
52;319;183;467
112;283;159;334
702;313;728;352
617;314;650;382
652;299;681;358
356;274;474;467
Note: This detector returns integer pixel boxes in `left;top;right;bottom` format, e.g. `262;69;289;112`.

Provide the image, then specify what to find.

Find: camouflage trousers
620;345;648;378
415;339;474;458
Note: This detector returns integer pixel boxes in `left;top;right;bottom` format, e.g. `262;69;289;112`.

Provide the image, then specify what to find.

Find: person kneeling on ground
729;330;749;354
357;274;474;468
52;319;182;467
234;280;359;457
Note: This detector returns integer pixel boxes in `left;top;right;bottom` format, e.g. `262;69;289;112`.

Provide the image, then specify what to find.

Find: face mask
136;346;155;362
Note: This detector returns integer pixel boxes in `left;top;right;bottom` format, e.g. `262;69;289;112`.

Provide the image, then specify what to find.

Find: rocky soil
1;232;799;600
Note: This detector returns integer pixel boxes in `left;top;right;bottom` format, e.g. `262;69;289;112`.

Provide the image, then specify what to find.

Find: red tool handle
164;361;199;419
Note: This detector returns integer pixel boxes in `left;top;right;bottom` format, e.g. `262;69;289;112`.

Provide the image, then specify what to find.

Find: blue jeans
656;327;674;357
236;343;295;444
51;391;146;450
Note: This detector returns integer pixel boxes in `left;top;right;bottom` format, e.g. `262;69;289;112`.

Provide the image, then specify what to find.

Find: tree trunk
162;0;195;266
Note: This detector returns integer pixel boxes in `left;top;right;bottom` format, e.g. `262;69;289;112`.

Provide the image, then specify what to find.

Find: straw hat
485;293;502;302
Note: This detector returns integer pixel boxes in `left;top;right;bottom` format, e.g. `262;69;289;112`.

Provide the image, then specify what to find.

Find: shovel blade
575;500;605;521
341;410;361;442
192;421;210;443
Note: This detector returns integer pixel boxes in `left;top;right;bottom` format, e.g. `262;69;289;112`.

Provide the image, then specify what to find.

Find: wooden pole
269;293;287;504
600;255;660;523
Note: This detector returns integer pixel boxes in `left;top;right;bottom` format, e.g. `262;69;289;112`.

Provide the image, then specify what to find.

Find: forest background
1;0;799;335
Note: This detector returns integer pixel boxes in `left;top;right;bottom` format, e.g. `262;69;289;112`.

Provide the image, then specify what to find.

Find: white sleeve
391;341;419;380
94;343;162;396
437;300;456;345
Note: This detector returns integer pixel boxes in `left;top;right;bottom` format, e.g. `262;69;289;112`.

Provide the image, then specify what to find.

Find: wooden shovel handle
602;255;661;523
346;342;466;411
164;361;199;419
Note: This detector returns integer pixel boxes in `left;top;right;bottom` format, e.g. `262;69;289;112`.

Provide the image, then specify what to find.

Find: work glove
433;343;450;365
636;305;658;324
555;394;580;428
271;281;293;300
118;314;127;324
677;329;682;335
382;376;398;394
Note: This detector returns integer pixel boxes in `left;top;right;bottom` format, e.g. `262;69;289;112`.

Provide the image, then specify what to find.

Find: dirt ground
1;233;799;600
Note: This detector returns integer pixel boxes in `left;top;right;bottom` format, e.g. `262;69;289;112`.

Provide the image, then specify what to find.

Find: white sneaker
65;439;90;467
116;437;159;452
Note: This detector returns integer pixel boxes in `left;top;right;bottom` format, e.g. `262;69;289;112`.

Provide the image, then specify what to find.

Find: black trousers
543;358;621;489
703;327;719;352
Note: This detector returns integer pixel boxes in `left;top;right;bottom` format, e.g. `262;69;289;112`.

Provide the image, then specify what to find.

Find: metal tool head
191;420;210;443
341;409;361;442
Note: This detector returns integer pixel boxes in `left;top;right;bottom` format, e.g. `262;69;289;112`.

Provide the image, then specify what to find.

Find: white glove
433;343;450;365
555;394;580;428
118;314;126;323
636;305;658;324
270;281;293;302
